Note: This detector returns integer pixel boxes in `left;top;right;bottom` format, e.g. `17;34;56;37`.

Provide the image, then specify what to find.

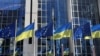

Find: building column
23;0;31;56
97;0;100;18
67;0;75;56
23;0;38;56
32;0;38;56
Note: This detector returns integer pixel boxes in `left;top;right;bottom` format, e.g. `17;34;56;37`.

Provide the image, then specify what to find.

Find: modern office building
67;0;100;56
0;0;25;56
0;0;100;56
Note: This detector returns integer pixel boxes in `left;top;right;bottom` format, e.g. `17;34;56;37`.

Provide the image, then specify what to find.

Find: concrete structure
23;0;38;56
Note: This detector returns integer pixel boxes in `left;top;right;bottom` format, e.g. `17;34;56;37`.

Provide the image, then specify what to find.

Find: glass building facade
37;0;68;56
71;0;99;56
0;0;100;56
0;0;25;56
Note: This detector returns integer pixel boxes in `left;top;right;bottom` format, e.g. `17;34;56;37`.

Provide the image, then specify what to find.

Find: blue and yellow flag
91;24;100;38
15;23;34;42
53;23;72;40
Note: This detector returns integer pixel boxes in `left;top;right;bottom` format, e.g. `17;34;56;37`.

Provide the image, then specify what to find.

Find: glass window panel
38;17;42;23
72;5;77;11
38;4;41;8
42;17;46;23
79;12;83;17
76;47;81;53
78;0;81;3
38;54;41;56
76;39;81;45
42;11;46;16
7;11;13;16
42;4;46;10
0;11;3;16
38;46;42;53
38;0;42;3
38;24;41;29
38;11;42;16
73;0;77;4
72;12;78;17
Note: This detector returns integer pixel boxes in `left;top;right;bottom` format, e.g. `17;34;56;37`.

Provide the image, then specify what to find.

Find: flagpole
33;19;36;56
13;19;17;56
52;8;55;56
89;21;96;56
56;0;61;55
53;19;55;56
89;5;96;56
61;44;64;56
69;19;75;56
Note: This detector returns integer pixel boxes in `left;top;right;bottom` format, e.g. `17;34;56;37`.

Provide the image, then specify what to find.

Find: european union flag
35;23;53;38
0;29;2;37
82;22;91;37
74;22;91;39
0;24;15;38
74;27;82;39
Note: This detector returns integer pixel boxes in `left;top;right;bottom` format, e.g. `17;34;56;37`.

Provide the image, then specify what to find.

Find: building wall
23;0;38;56
37;0;69;56
98;0;100;17
67;0;75;56
0;0;25;56
0;0;100;56
67;0;100;56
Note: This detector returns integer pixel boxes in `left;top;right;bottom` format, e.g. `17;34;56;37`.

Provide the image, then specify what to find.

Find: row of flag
0;23;34;42
34;22;100;40
0;22;100;42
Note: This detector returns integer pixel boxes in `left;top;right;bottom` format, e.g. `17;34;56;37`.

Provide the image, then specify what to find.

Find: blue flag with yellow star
0;24;15;38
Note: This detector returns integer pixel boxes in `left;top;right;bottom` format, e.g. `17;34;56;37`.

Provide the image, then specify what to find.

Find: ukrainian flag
15;23;34;42
53;23;72;40
91;24;100;38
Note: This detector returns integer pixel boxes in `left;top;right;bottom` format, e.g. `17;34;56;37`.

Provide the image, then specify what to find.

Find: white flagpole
52;8;55;56
13;19;17;56
61;44;64;56
89;21;96;56
33;19;36;56
89;5;96;56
